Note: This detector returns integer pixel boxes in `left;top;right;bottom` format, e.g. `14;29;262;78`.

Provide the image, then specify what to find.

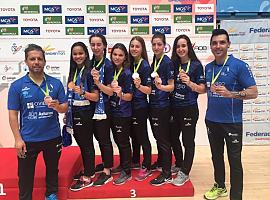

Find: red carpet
0;147;194;199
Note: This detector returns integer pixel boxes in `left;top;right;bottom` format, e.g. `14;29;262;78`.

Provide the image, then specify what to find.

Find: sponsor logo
109;27;128;35
42;5;62;13
11;43;23;54
66;7;83;12
165;43;171;53
195;15;214;23
109;15;128;24
227;28;246;37
88;16;106;24
45;29;61;34
43;45;65;56
87;5;106;13
45;64;61;73
1;75;17;82
193;44;208;53
22;18;39;22
130;15;149;24
152;4;171;13
152;15;171;23
131;26;149;35
65;27;84;35
109;5;128;13
20;5;40;14
43;16;62;24
21;27;40;35
195;26;213;34
130;5;149;14
65;16;84;24
174;15;192;23
87;27;106;35
173;4;192;13
174;27;192;34
0;8;16;12
195;4;214;13
152;26;171;34
0;27;18;35
0;16;18;25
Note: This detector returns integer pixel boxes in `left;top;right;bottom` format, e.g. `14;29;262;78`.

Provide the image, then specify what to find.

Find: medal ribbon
211;56;229;84
133;58;143;74
179;60;191;73
94;58;104;70
153;54;164;73
29;74;49;96
113;67;123;81
73;66;85;83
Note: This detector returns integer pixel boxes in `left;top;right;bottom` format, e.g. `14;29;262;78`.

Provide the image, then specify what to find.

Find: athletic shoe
45;193;57;200
93;172;113;187
70;176;93;191
73;170;95;180
135;168;152;181
95;163;104;174
171;165;181;176
150;173;172;186
204;183;228;200
172;171;189;186
113;170;132;185
111;165;122;174
131;162;141;169
150;162;162;172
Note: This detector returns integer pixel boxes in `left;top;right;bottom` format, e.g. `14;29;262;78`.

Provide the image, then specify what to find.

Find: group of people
8;28;258;200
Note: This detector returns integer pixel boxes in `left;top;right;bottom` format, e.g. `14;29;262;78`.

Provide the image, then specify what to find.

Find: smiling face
176;38;189;63
210;34;231;63
111;48;125;68
72;45;87;67
25;50;46;76
152;37;165;58
129;39;142;61
90;36;106;60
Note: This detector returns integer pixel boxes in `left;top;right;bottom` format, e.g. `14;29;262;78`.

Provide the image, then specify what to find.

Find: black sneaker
150;162;162;172
113;170;132;185
93;172;113;187
73;170;95;181
70;176;93;191
111;165;122;174
150;173;172;186
95;163;104;174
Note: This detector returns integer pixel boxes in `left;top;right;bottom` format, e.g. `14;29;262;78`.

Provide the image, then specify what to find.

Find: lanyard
94;58;103;69
153;54;164;73
133;58;143;73
73;66;85;83
211;56;229;84
29;75;49;96
113;67;123;81
179;60;191;73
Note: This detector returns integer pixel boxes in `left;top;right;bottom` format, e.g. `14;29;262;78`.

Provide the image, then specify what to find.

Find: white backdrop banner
221;19;270;145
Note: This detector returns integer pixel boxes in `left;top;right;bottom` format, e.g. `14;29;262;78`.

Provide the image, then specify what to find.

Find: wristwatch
231;91;246;98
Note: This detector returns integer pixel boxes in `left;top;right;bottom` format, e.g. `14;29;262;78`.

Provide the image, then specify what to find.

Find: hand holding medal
151;54;164;78
68;81;75;90
132;58;143;80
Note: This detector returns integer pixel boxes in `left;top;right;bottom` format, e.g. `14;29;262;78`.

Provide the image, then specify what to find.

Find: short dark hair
151;32;166;45
210;29;230;44
24;44;45;61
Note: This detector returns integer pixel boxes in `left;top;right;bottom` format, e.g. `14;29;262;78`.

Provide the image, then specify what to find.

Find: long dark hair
110;43;129;70
171;34;200;65
151;32;166;69
68;42;91;83
128;36;148;68
89;33;107;69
